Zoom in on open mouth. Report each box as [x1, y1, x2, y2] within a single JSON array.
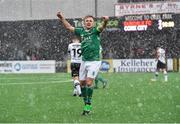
[[87, 23, 91, 27]]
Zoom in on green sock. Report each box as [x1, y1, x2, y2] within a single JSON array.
[[94, 77, 98, 87], [81, 86, 86, 97], [87, 85, 93, 104], [81, 86, 88, 104], [97, 74, 107, 84]]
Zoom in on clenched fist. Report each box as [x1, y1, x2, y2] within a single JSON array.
[[102, 16, 109, 21], [57, 12, 64, 20]]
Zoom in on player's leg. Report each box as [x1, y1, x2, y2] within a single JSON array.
[[162, 64, 168, 82], [82, 61, 101, 115], [70, 63, 77, 96], [79, 61, 89, 115], [94, 74, 99, 89], [73, 76, 81, 96], [163, 69, 168, 82], [71, 63, 82, 96], [96, 73, 107, 88], [80, 80, 88, 114], [79, 61, 87, 99], [73, 88, 77, 96], [80, 80, 90, 115], [83, 77, 94, 115], [74, 63, 82, 96], [154, 69, 159, 81], [72, 76, 77, 96], [152, 61, 160, 81]]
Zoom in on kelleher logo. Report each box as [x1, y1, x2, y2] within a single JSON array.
[[14, 63, 21, 71], [100, 61, 110, 72]]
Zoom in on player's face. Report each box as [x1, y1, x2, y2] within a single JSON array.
[[84, 17, 94, 29], [156, 47, 160, 51]]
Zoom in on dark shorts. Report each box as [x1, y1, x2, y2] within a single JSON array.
[[157, 60, 166, 69], [71, 63, 81, 77]]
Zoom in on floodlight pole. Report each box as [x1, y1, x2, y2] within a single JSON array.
[[95, 0, 97, 18], [30, 0, 32, 17]]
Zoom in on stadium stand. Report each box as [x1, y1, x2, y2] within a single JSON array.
[[0, 0, 180, 63], [0, 20, 73, 61], [0, 16, 180, 61]]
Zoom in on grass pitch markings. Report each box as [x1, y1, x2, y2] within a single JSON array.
[[0, 80, 72, 85]]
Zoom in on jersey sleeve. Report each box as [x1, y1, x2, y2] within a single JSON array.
[[74, 27, 83, 36], [95, 26, 101, 34]]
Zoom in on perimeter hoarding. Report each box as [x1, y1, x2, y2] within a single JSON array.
[[0, 60, 55, 73]]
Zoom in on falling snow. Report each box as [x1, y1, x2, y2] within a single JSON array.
[[137, 103, 143, 107]]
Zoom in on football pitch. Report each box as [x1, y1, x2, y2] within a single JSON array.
[[0, 72, 179, 123]]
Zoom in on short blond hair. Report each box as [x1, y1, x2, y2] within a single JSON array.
[[83, 15, 94, 22]]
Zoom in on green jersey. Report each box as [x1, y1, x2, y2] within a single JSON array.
[[74, 27, 101, 61]]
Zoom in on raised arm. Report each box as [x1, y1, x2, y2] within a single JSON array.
[[57, 12, 75, 32], [97, 16, 109, 32]]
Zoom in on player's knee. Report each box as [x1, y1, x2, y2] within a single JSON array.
[[86, 78, 93, 86], [73, 76, 79, 80], [80, 80, 86, 86]]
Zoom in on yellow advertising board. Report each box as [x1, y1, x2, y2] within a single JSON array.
[[173, 58, 178, 72]]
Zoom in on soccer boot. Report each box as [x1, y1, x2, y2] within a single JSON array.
[[81, 105, 88, 116], [86, 104, 92, 114], [73, 94, 77, 96], [81, 104, 92, 115]]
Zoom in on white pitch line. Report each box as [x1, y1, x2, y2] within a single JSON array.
[[0, 77, 69, 80], [0, 80, 72, 85]]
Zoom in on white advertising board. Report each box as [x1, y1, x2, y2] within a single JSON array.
[[167, 59, 173, 71], [113, 59, 156, 72], [0, 61, 13, 73], [0, 60, 55, 73]]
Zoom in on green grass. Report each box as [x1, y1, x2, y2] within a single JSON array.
[[0, 73, 180, 123]]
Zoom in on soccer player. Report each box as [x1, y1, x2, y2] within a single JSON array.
[[68, 37, 82, 97], [57, 11, 109, 115], [151, 46, 168, 82]]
